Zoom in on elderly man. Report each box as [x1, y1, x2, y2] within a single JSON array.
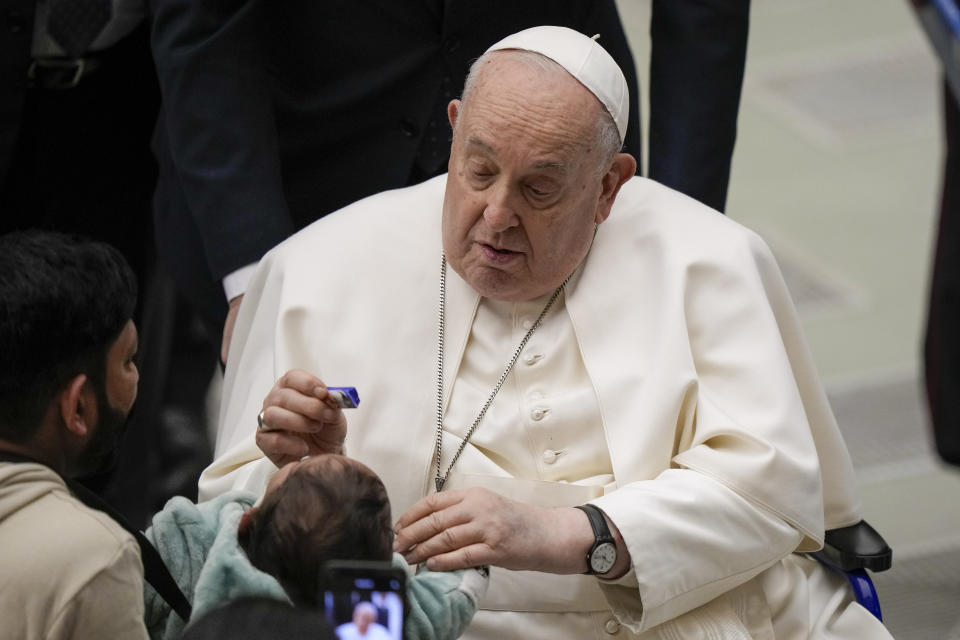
[[203, 27, 891, 638], [337, 602, 393, 640]]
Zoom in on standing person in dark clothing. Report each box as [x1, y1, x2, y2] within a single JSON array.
[[148, 0, 750, 361], [912, 1, 960, 466], [0, 0, 157, 282], [926, 80, 960, 466], [0, 1, 211, 527]]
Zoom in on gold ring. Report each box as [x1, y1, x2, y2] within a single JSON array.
[[257, 410, 271, 432]]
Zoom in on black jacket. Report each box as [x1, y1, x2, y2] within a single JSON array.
[[149, 0, 748, 324]]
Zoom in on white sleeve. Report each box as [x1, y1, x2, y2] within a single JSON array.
[[222, 263, 258, 301], [586, 228, 841, 633]]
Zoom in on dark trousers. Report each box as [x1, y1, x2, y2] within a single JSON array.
[[0, 26, 158, 283], [925, 79, 960, 466]]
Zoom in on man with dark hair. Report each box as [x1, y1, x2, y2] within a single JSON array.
[[0, 230, 148, 639]]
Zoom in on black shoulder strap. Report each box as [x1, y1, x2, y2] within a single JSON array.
[[0, 452, 193, 622], [65, 479, 194, 621]]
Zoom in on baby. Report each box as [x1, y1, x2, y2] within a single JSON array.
[[238, 454, 395, 608], [144, 454, 487, 640]]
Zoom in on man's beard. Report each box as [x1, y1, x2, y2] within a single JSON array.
[[75, 389, 132, 477]]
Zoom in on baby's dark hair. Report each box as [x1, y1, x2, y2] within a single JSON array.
[[238, 455, 393, 608]]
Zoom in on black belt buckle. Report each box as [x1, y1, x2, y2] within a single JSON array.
[[27, 58, 86, 90]]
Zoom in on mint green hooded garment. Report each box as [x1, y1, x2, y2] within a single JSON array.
[[143, 490, 487, 640]]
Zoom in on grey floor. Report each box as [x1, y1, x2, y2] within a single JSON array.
[[615, 1, 960, 637]]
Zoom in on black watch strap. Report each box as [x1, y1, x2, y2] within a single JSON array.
[[575, 504, 616, 574]]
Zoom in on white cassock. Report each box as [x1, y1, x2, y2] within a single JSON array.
[[336, 622, 394, 640], [201, 175, 893, 639]]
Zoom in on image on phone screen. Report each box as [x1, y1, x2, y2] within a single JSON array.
[[324, 588, 403, 640]]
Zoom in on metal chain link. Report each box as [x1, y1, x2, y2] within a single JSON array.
[[434, 253, 447, 490], [433, 253, 570, 492]]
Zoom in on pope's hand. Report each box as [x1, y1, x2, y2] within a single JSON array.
[[256, 369, 347, 467], [392, 487, 594, 574]]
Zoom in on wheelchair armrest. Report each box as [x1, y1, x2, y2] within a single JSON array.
[[812, 520, 892, 573]]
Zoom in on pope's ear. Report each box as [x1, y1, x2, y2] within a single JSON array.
[[447, 99, 462, 130], [58, 374, 95, 437], [595, 152, 636, 225]]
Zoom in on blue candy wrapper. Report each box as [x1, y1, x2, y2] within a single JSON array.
[[327, 387, 360, 409]]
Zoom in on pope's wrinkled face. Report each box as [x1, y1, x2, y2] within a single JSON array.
[[441, 53, 627, 302]]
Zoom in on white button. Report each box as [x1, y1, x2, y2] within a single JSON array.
[[542, 449, 557, 464], [604, 618, 620, 634], [523, 352, 543, 365], [521, 318, 533, 330], [530, 408, 547, 421]]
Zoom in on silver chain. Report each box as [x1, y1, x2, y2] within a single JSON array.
[[433, 254, 569, 492]]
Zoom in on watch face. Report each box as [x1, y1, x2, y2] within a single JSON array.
[[590, 542, 617, 574]]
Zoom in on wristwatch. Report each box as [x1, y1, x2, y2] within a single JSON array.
[[575, 504, 617, 575]]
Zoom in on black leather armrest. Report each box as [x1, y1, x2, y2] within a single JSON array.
[[813, 520, 892, 572]]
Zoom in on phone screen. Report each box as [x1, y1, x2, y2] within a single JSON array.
[[322, 561, 405, 640]]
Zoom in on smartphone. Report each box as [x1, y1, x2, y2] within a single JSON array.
[[321, 560, 406, 640]]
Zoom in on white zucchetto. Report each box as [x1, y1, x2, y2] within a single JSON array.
[[485, 26, 629, 143]]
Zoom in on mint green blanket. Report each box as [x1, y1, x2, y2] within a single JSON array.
[[143, 490, 487, 640]]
